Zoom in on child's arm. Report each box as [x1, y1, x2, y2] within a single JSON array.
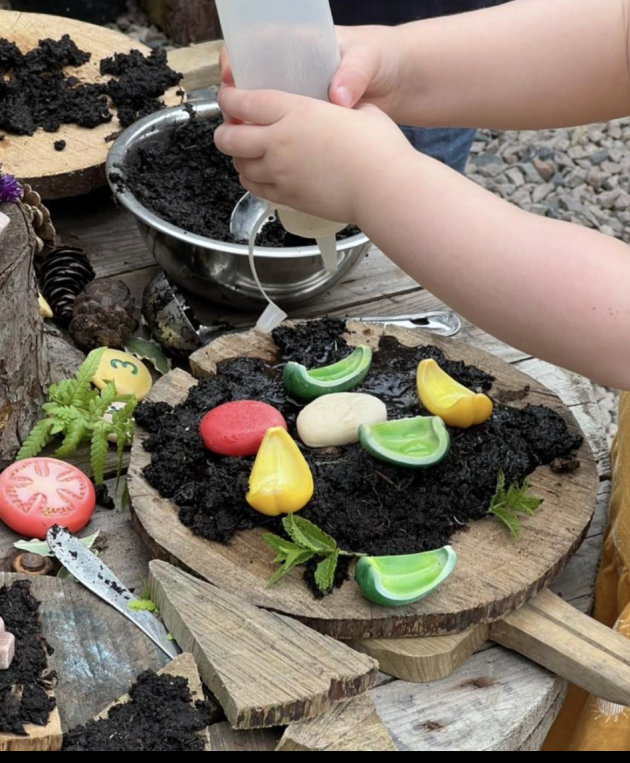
[[216, 89, 630, 390], [331, 0, 630, 130]]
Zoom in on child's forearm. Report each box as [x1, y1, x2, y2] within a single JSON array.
[[390, 0, 630, 130], [356, 154, 630, 390]]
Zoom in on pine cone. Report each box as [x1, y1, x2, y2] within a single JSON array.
[[69, 279, 138, 352], [38, 246, 95, 326], [21, 184, 57, 256]]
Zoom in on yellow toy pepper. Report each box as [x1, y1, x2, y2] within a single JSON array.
[[246, 427, 314, 517], [417, 359, 493, 429]]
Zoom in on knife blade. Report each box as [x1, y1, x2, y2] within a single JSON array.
[[46, 527, 179, 659]]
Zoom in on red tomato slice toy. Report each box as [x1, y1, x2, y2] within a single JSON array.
[[0, 458, 96, 539], [200, 401, 287, 457]]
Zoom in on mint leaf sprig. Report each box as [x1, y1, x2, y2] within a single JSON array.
[[488, 471, 543, 540], [264, 515, 363, 596]]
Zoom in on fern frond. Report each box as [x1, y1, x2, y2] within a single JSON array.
[[90, 421, 111, 486], [72, 348, 106, 407], [17, 419, 56, 460]]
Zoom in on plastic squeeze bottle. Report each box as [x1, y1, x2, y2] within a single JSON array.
[[215, 0, 345, 332]]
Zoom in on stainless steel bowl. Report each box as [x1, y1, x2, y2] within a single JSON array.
[[106, 101, 371, 309]]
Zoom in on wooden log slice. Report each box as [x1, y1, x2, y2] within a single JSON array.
[[0, 11, 182, 200], [129, 322, 599, 639]]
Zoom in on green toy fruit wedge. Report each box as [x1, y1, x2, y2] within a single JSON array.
[[283, 345, 373, 401], [359, 416, 450, 468], [355, 546, 457, 608]]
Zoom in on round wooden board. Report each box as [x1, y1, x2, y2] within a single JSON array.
[[0, 11, 181, 199], [129, 322, 599, 639]]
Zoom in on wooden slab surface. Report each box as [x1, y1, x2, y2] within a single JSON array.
[[0, 573, 168, 733], [129, 322, 599, 640], [277, 694, 397, 752], [149, 560, 378, 730], [0, 11, 181, 199]]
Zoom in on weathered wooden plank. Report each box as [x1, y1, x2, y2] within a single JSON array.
[[277, 695, 397, 752], [0, 574, 167, 734], [149, 560, 378, 729], [169, 41, 223, 92], [0, 707, 62, 752], [371, 647, 564, 751], [208, 722, 280, 752], [490, 589, 630, 707]]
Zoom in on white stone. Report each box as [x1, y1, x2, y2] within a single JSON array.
[[0, 631, 15, 671], [0, 617, 4, 632], [297, 393, 387, 449], [0, 212, 9, 242]]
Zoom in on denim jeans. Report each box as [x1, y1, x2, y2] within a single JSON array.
[[401, 126, 476, 174]]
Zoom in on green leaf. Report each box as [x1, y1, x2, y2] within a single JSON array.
[[72, 348, 106, 406], [55, 416, 86, 459], [120, 478, 130, 510], [314, 551, 339, 595], [17, 418, 56, 460], [115, 436, 126, 492], [93, 382, 118, 417], [128, 599, 160, 614], [15, 531, 100, 559], [112, 397, 137, 426], [124, 337, 171, 376], [282, 515, 338, 555], [268, 548, 315, 588], [490, 505, 521, 539], [90, 421, 111, 486], [488, 472, 543, 540], [263, 533, 302, 558]]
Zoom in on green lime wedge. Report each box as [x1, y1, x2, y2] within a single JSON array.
[[359, 416, 450, 468], [355, 546, 457, 608], [283, 345, 373, 401]]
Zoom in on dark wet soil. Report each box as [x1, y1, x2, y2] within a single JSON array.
[[0, 35, 180, 136], [118, 111, 360, 247], [62, 670, 209, 751], [136, 319, 583, 597], [0, 581, 56, 736]]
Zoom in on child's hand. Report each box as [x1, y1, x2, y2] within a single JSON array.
[[219, 25, 404, 115], [215, 86, 413, 224]]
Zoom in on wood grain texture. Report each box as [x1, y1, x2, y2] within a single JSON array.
[[0, 574, 167, 732], [148, 560, 378, 730], [349, 627, 490, 683], [0, 202, 51, 471], [371, 647, 564, 752], [0, 11, 180, 200], [490, 589, 630, 706], [277, 695, 397, 752], [0, 707, 62, 752], [93, 654, 211, 751], [169, 40, 222, 92], [129, 323, 599, 639], [209, 722, 281, 752]]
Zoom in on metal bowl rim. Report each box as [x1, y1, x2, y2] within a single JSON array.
[[106, 100, 370, 260]]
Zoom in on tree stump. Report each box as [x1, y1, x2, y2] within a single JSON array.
[[0, 203, 51, 472], [142, 0, 221, 45]]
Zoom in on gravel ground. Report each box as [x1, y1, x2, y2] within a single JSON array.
[[0, 0, 620, 441]]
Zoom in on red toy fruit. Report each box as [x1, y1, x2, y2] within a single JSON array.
[[200, 401, 287, 457], [0, 458, 96, 539]]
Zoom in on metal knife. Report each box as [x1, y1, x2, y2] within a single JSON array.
[[46, 527, 179, 659]]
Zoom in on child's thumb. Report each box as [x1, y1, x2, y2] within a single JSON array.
[[329, 45, 381, 108]]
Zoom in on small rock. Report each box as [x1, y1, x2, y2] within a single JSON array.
[[589, 148, 610, 166], [551, 172, 567, 187], [532, 158, 554, 181], [505, 167, 525, 187], [532, 183, 554, 203], [597, 189, 622, 209], [614, 191, 630, 210], [586, 168, 606, 189]]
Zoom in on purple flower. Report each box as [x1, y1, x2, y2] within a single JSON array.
[[0, 163, 22, 204]]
